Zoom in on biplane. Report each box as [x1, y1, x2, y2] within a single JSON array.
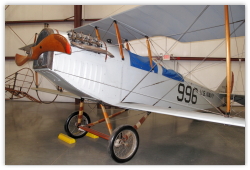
[[6, 5, 245, 163]]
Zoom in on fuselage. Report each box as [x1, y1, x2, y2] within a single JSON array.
[[34, 30, 224, 112]]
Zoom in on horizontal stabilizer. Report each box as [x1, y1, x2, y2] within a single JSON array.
[[31, 87, 80, 99], [115, 103, 245, 127], [219, 93, 245, 105]]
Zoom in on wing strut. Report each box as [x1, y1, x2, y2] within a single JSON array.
[[95, 26, 101, 41], [146, 36, 153, 68], [125, 39, 130, 51], [34, 33, 39, 88], [114, 20, 124, 60], [224, 5, 232, 116]]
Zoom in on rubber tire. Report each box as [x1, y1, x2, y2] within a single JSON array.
[[64, 111, 91, 139], [108, 125, 139, 163]]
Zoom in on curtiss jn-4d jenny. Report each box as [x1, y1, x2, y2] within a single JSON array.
[[13, 5, 245, 163]]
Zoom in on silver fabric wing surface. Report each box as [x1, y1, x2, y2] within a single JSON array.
[[73, 5, 245, 44]]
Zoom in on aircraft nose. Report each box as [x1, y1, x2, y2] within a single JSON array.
[[15, 34, 71, 66]]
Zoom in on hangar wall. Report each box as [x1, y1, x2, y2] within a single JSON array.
[[5, 5, 245, 103]]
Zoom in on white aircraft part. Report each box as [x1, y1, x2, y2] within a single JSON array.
[[53, 47, 107, 100], [115, 103, 245, 127], [32, 27, 244, 127], [73, 5, 244, 44], [50, 44, 225, 111]]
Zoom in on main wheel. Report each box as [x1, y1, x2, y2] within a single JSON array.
[[64, 111, 91, 139], [108, 125, 139, 163]]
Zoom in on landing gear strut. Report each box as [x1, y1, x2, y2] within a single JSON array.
[[64, 111, 91, 138], [64, 98, 91, 138], [64, 99, 151, 163]]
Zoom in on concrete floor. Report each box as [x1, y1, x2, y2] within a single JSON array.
[[5, 101, 245, 165]]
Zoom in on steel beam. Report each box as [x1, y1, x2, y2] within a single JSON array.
[[74, 5, 82, 28]]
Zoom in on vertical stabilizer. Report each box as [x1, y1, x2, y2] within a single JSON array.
[[215, 72, 234, 93], [215, 77, 227, 93]]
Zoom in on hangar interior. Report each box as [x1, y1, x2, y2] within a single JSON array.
[[5, 5, 245, 165]]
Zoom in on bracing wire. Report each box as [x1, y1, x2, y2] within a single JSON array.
[[89, 28, 95, 37], [5, 5, 9, 10], [164, 5, 210, 56], [229, 6, 245, 94], [7, 26, 27, 45], [110, 17, 147, 37], [101, 22, 114, 40], [182, 20, 245, 79], [128, 42, 137, 54], [118, 21, 148, 55], [229, 6, 240, 57], [103, 6, 125, 18], [166, 20, 244, 38]]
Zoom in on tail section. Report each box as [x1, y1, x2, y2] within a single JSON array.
[[215, 77, 227, 93], [215, 72, 234, 93], [215, 72, 244, 105]]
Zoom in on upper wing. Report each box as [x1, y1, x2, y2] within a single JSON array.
[[115, 102, 245, 127], [73, 5, 245, 44]]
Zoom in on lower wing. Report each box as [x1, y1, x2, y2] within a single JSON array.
[[115, 102, 245, 127], [30, 88, 245, 127]]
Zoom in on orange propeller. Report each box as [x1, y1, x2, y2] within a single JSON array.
[[15, 34, 71, 66]]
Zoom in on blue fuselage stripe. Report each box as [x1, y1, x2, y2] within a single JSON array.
[[129, 51, 184, 82]]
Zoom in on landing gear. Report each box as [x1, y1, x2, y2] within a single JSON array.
[[64, 111, 91, 138], [108, 125, 139, 163], [63, 100, 150, 163], [65, 98, 91, 138]]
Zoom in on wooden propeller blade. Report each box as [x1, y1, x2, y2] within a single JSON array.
[[15, 54, 30, 66], [15, 34, 71, 66]]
